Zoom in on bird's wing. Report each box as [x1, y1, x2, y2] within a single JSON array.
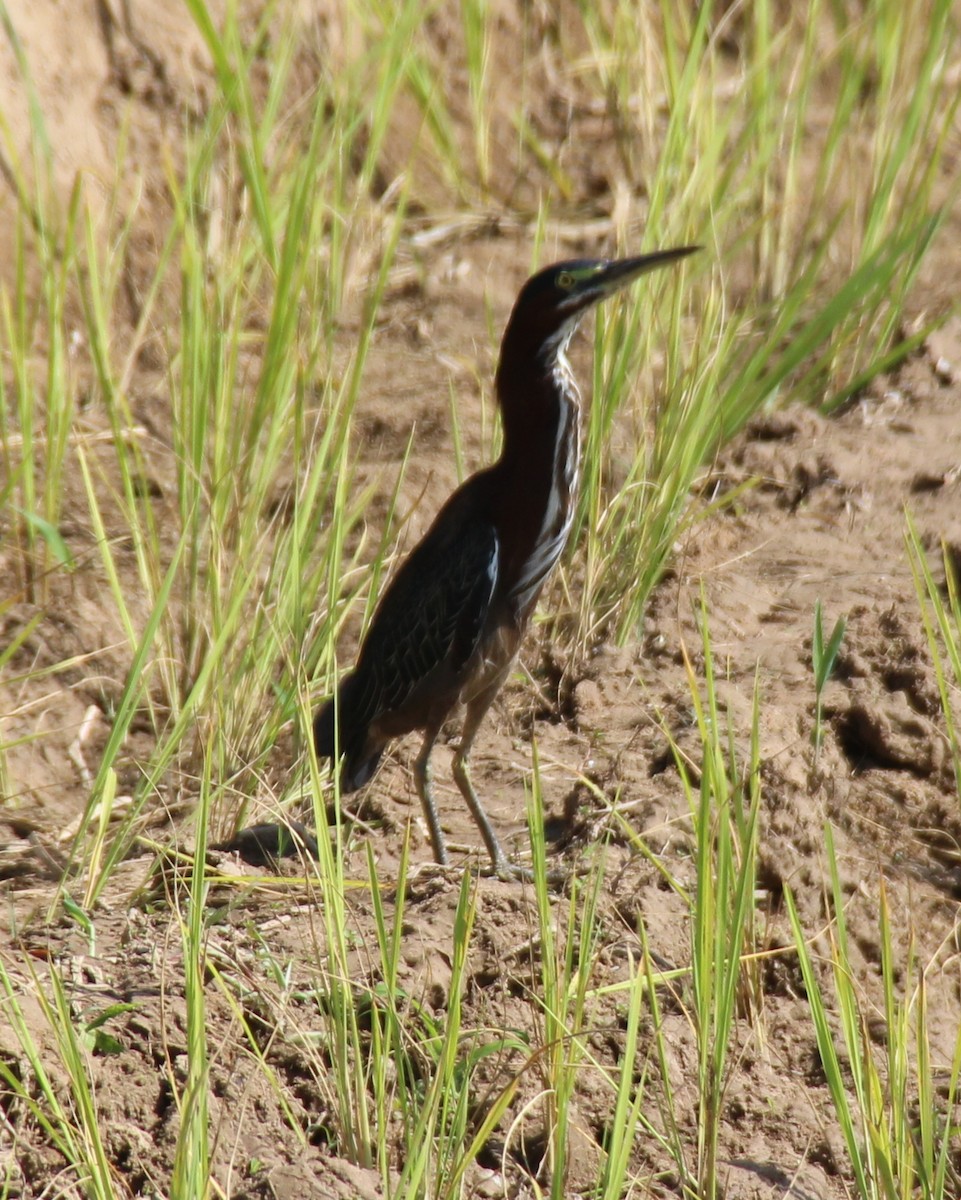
[[349, 517, 499, 726]]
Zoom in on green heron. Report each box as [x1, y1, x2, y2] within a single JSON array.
[[315, 247, 698, 877]]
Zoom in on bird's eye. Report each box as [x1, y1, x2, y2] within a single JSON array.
[[557, 271, 574, 290]]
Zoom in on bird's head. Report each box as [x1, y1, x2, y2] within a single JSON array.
[[503, 247, 700, 366]]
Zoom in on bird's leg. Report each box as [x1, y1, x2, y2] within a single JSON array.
[[451, 683, 517, 879], [414, 722, 450, 865]]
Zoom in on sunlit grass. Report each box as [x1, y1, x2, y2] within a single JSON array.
[[565, 0, 958, 642], [906, 512, 961, 796], [812, 598, 847, 761], [787, 827, 961, 1200]]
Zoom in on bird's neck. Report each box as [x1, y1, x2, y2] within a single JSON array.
[[494, 331, 580, 461], [490, 341, 583, 609]]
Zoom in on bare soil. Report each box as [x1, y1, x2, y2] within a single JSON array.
[[2, 3, 961, 1198]]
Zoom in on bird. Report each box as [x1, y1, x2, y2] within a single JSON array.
[[315, 247, 698, 878]]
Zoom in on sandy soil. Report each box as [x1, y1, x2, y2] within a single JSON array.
[[1, 3, 960, 1198]]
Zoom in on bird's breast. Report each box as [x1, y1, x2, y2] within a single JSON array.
[[461, 620, 524, 706]]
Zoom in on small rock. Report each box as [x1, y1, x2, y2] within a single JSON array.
[[474, 1168, 506, 1198], [927, 316, 961, 380], [573, 679, 604, 720]]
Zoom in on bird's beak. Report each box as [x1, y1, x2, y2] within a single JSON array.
[[591, 246, 701, 299]]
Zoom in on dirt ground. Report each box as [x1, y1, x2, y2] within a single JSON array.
[[2, 3, 961, 1198]]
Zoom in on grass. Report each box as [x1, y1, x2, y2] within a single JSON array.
[[812, 598, 847, 761], [0, 0, 960, 1195], [787, 826, 961, 1200], [906, 512, 961, 796], [683, 610, 763, 1200]]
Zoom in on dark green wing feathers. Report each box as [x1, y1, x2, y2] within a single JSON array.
[[315, 517, 499, 790]]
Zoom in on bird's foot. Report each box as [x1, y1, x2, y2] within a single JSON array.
[[407, 858, 463, 886], [485, 857, 532, 882], [481, 856, 570, 887]]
